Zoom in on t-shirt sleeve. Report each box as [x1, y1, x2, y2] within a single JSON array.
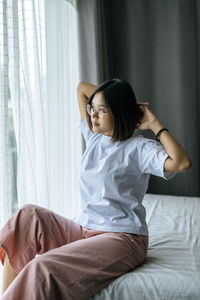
[[78, 118, 94, 144], [137, 137, 176, 180]]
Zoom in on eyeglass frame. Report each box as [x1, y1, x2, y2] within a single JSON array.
[[86, 104, 111, 119]]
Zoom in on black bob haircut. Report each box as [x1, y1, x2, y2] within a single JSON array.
[[86, 78, 144, 143]]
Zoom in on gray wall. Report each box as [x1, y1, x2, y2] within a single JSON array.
[[77, 0, 200, 196]]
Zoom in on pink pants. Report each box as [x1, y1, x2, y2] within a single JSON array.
[[0, 204, 148, 300]]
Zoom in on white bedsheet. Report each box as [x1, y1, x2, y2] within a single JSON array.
[[89, 194, 200, 300]]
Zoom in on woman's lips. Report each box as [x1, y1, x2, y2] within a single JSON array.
[[92, 121, 99, 126]]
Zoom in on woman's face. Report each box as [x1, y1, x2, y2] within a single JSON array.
[[90, 92, 115, 136]]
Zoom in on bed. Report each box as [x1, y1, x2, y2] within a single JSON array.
[[88, 193, 200, 300]]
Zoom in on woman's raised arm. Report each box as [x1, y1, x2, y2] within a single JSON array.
[[137, 103, 192, 173], [77, 82, 98, 121]]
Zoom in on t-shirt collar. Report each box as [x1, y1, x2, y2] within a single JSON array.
[[100, 134, 112, 144]]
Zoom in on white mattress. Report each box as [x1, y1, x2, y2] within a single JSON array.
[[89, 194, 200, 300]]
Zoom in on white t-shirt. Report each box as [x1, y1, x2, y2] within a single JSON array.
[[75, 118, 175, 235]]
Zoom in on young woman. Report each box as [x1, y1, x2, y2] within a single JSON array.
[[0, 79, 191, 300]]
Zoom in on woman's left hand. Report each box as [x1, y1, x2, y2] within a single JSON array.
[[136, 102, 192, 173], [136, 102, 158, 130]]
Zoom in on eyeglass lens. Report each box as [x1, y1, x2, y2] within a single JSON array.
[[87, 105, 104, 118]]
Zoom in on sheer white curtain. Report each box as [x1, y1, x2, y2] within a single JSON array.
[[0, 0, 81, 247], [0, 0, 82, 285], [0, 1, 13, 230], [45, 0, 82, 217], [11, 0, 81, 213]]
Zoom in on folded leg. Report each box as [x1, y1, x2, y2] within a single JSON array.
[[1, 231, 148, 300], [0, 204, 83, 273]]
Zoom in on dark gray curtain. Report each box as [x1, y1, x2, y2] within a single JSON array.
[[77, 0, 200, 197]]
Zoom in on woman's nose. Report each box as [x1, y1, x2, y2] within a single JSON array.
[[92, 110, 98, 118]]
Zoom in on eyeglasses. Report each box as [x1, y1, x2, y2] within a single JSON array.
[[86, 104, 111, 119]]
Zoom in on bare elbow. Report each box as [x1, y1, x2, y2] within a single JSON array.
[[77, 81, 82, 91], [178, 158, 192, 172]]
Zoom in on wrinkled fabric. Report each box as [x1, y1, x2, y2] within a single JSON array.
[[76, 118, 175, 235], [88, 194, 200, 300], [0, 204, 148, 300]]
